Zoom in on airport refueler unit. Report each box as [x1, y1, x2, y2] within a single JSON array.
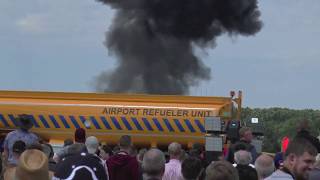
[[0, 90, 242, 148]]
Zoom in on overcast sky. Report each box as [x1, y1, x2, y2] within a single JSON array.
[[0, 0, 319, 109]]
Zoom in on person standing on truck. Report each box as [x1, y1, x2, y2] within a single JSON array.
[[107, 135, 139, 180], [226, 127, 258, 164], [3, 114, 38, 166]]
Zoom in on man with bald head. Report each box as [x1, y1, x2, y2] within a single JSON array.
[[142, 148, 166, 180], [162, 142, 183, 180], [254, 154, 275, 180]]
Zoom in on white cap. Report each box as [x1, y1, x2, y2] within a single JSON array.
[[85, 136, 99, 154]]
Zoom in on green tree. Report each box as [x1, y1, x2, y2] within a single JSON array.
[[241, 107, 320, 153]]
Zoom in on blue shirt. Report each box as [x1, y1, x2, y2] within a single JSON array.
[[4, 129, 38, 165]]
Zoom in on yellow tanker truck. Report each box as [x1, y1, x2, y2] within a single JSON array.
[[0, 90, 242, 148]]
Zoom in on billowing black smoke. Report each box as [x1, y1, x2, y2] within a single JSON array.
[[95, 0, 262, 95]]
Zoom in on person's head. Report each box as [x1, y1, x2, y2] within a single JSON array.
[[85, 136, 99, 154], [234, 150, 252, 165], [119, 135, 132, 151], [254, 154, 275, 179], [17, 114, 34, 131], [236, 163, 258, 180], [142, 148, 166, 180], [234, 142, 248, 152], [64, 139, 74, 147], [66, 143, 85, 156], [99, 145, 113, 160], [15, 149, 49, 180], [12, 140, 26, 158], [129, 145, 138, 156], [41, 143, 54, 159], [189, 143, 204, 161], [179, 149, 187, 162], [190, 143, 203, 156], [239, 127, 253, 143], [74, 128, 86, 143], [205, 161, 239, 180], [283, 137, 317, 180], [168, 142, 182, 159], [181, 157, 202, 180], [113, 145, 120, 154]]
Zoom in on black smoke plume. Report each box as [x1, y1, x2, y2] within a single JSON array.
[[95, 0, 262, 95]]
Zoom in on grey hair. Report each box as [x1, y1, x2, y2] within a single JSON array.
[[168, 142, 182, 157], [142, 148, 166, 179], [234, 150, 252, 165]]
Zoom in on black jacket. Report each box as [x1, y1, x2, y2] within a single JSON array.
[[226, 140, 258, 164]]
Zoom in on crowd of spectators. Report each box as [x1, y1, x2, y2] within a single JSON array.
[[0, 115, 320, 180]]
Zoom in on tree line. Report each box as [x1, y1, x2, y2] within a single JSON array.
[[240, 107, 320, 153]]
